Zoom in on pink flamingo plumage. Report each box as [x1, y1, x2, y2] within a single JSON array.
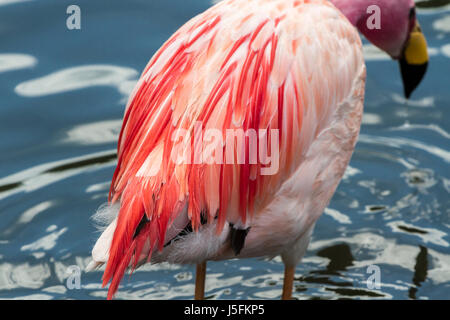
[[88, 0, 428, 300]]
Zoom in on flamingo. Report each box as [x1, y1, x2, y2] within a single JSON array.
[[87, 0, 428, 300]]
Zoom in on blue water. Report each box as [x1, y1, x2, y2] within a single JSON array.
[[0, 0, 449, 300]]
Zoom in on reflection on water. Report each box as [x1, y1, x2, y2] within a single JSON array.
[[416, 0, 450, 8], [0, 150, 117, 201], [409, 246, 429, 299], [64, 120, 122, 145], [316, 244, 354, 274], [433, 15, 450, 32], [0, 0, 449, 300], [0, 54, 37, 73], [15, 65, 138, 98], [0, 0, 29, 7]]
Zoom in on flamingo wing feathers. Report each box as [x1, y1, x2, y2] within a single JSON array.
[[102, 0, 363, 299]]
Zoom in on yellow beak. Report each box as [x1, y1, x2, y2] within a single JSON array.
[[399, 21, 429, 99]]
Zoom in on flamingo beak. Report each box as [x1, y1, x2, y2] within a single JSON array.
[[399, 21, 429, 99]]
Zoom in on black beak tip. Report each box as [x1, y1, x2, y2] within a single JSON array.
[[399, 59, 428, 100], [404, 87, 413, 100]]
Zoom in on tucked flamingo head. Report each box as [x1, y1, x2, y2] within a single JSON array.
[[331, 0, 429, 98]]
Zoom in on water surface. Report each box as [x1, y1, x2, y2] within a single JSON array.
[[0, 0, 449, 300]]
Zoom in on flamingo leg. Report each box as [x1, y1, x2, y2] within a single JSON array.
[[194, 262, 207, 300], [281, 266, 295, 300]]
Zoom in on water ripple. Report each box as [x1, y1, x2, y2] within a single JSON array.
[[15, 65, 138, 98], [0, 53, 37, 73], [0, 150, 116, 201], [64, 120, 122, 145], [0, 0, 30, 7], [358, 134, 450, 163]]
